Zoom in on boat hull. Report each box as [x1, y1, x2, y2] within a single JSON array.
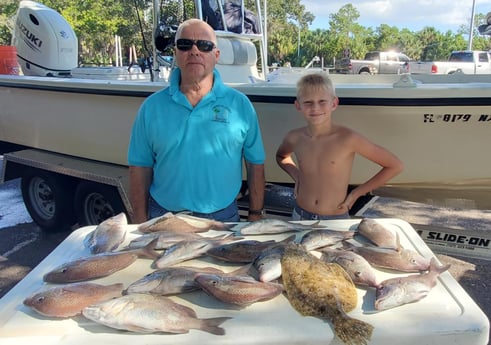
[[1, 74, 491, 208]]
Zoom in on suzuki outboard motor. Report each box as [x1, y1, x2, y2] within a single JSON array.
[[12, 1, 78, 77]]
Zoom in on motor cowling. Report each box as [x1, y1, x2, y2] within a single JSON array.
[[12, 0, 78, 77]]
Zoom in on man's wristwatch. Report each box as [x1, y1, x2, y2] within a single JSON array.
[[248, 208, 265, 216]]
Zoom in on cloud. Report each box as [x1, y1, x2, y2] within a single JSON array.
[[302, 0, 491, 32]]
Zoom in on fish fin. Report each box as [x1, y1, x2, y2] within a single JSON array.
[[136, 214, 170, 233], [333, 313, 373, 345], [84, 230, 95, 249], [210, 233, 233, 240], [429, 257, 451, 274], [125, 322, 162, 333], [333, 295, 373, 345], [200, 317, 232, 335], [281, 234, 297, 244], [310, 220, 326, 228], [212, 221, 233, 231], [395, 232, 402, 252], [344, 231, 355, 240], [137, 238, 161, 259]]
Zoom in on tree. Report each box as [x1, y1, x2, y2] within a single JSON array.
[[265, 0, 314, 66], [0, 0, 19, 44], [1, 0, 489, 68], [374, 24, 401, 51]]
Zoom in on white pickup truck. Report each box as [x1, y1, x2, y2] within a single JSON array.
[[409, 50, 491, 74]]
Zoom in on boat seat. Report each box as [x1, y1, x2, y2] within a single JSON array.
[[217, 37, 257, 66]]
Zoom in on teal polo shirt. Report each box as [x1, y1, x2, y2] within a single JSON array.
[[128, 68, 265, 213]]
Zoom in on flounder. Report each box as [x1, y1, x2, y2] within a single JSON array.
[[281, 243, 373, 345]]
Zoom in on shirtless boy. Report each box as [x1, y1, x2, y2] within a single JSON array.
[[276, 73, 403, 220]]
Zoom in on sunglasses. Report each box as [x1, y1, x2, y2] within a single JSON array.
[[175, 39, 216, 52]]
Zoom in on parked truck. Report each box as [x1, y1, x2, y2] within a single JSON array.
[[335, 51, 410, 75], [409, 50, 491, 75]]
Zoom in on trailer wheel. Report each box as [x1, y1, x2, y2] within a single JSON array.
[[74, 181, 125, 226], [21, 170, 76, 232]]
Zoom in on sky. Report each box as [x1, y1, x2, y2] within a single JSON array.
[[302, 0, 491, 33]]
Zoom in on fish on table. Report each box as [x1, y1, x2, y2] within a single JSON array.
[[137, 212, 232, 233], [281, 243, 373, 345], [43, 239, 160, 283], [356, 218, 399, 250], [23, 282, 123, 318], [347, 243, 431, 273], [253, 243, 286, 283], [153, 234, 238, 268], [84, 212, 128, 254], [194, 273, 283, 307], [251, 235, 296, 282], [128, 230, 203, 250], [82, 293, 231, 335], [207, 235, 295, 264], [125, 266, 226, 296], [375, 257, 451, 310], [206, 239, 277, 263], [300, 228, 354, 251], [237, 218, 323, 235], [319, 247, 380, 288]]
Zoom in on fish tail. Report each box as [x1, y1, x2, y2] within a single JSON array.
[[310, 220, 326, 228], [199, 317, 232, 335], [429, 257, 451, 274], [333, 315, 374, 345], [216, 222, 233, 231], [137, 238, 161, 259]]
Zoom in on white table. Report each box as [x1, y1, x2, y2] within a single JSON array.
[[0, 218, 488, 345]]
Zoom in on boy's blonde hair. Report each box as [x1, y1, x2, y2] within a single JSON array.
[[296, 73, 336, 99]]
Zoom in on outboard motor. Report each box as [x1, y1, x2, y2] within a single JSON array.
[[12, 0, 78, 77]]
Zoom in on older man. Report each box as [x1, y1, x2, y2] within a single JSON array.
[[128, 19, 265, 223]]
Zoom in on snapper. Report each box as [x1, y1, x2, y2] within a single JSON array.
[[137, 212, 231, 233], [23, 282, 123, 318], [375, 257, 451, 310], [356, 218, 399, 250], [84, 212, 128, 254], [43, 240, 159, 283], [82, 294, 231, 334], [319, 247, 380, 288]]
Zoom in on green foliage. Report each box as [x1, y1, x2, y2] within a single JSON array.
[[0, 0, 489, 67], [0, 0, 19, 44]]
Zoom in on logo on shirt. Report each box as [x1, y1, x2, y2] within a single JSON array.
[[212, 105, 230, 123]]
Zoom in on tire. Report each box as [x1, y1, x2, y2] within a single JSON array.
[[21, 170, 76, 232], [74, 181, 125, 226]]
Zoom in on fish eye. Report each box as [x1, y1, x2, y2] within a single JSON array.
[[211, 280, 218, 286], [61, 268, 68, 273], [354, 271, 361, 277], [37, 296, 45, 302]]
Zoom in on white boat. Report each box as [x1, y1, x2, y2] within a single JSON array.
[[1, 0, 491, 212]]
